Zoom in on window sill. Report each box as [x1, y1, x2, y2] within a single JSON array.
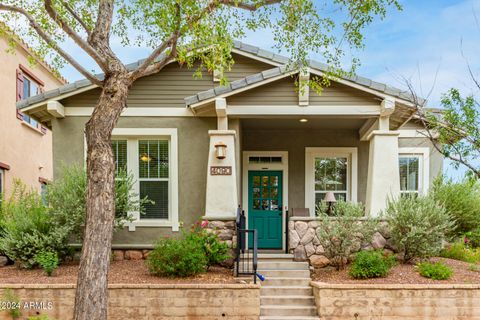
[[127, 219, 173, 231], [21, 121, 45, 135]]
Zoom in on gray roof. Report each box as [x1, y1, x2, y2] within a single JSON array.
[[17, 41, 421, 110]]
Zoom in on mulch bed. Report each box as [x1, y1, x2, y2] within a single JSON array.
[[0, 260, 236, 284], [312, 257, 480, 284]]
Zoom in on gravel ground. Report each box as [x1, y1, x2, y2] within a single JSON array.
[[312, 257, 480, 284], [0, 260, 235, 284]]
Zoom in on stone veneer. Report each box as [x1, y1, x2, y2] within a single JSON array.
[[288, 217, 393, 268], [0, 284, 260, 320], [312, 282, 480, 319]]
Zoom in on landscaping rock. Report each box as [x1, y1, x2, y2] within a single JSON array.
[[371, 232, 387, 249], [142, 250, 151, 259], [210, 221, 225, 229], [305, 242, 315, 257], [312, 235, 321, 246], [293, 245, 307, 261], [308, 221, 319, 228], [0, 256, 8, 267], [300, 228, 315, 245], [378, 221, 391, 239], [288, 220, 295, 231], [315, 245, 325, 255], [385, 238, 399, 252], [125, 250, 143, 260], [383, 248, 395, 257], [112, 250, 124, 261], [294, 221, 309, 238], [289, 229, 301, 249], [350, 240, 361, 253], [310, 255, 330, 268], [224, 221, 236, 228], [218, 230, 233, 240]]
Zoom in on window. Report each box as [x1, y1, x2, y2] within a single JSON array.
[[305, 148, 358, 214], [22, 76, 40, 99], [398, 147, 430, 196], [109, 128, 179, 230], [40, 182, 48, 205], [16, 66, 43, 128]]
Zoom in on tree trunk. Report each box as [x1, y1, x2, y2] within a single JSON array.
[[74, 73, 130, 320]]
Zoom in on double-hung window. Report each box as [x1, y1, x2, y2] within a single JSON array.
[[16, 66, 43, 129], [110, 128, 178, 230], [398, 147, 429, 196], [305, 148, 358, 214]]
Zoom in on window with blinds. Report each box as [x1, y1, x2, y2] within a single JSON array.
[[314, 157, 348, 205], [111, 140, 127, 174], [399, 156, 420, 195], [138, 140, 169, 219]]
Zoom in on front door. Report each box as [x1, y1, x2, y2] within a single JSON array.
[[248, 171, 283, 249]]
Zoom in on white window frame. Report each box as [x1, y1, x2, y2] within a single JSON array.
[[305, 147, 358, 216], [398, 147, 430, 196], [111, 128, 179, 231]]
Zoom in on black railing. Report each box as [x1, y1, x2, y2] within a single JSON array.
[[235, 207, 258, 284], [285, 209, 289, 254]]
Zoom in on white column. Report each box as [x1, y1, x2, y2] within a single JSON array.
[[365, 130, 401, 216], [204, 130, 238, 218]]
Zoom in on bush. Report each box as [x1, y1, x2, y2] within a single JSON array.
[[349, 250, 396, 279], [146, 236, 208, 277], [431, 176, 480, 235], [417, 262, 453, 280], [316, 199, 364, 216], [440, 242, 480, 263], [385, 195, 454, 263], [464, 228, 480, 248], [46, 165, 147, 241], [35, 251, 59, 276], [184, 221, 230, 269], [317, 201, 377, 270], [0, 183, 69, 268]]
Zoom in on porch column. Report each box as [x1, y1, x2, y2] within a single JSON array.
[[365, 130, 401, 216], [204, 130, 238, 218]]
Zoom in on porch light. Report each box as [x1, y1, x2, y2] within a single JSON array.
[[214, 141, 227, 159], [299, 118, 308, 123], [324, 191, 336, 215]]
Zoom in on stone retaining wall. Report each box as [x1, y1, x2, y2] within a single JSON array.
[[312, 282, 480, 319], [288, 217, 393, 268], [0, 284, 260, 320]]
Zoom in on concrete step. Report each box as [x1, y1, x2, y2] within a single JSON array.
[[261, 305, 318, 317], [260, 286, 313, 296], [258, 261, 309, 270], [262, 277, 311, 287], [260, 316, 320, 320], [261, 295, 315, 306], [258, 253, 294, 262], [259, 269, 311, 278]]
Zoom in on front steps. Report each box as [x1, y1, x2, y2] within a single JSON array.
[[257, 253, 319, 320]]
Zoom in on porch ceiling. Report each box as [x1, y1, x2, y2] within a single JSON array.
[[240, 117, 368, 130]]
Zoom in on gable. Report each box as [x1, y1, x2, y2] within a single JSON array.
[[310, 81, 379, 106]]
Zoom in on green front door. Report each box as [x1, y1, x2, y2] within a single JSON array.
[[248, 171, 283, 249]]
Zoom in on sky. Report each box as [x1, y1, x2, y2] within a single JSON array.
[[59, 0, 480, 179]]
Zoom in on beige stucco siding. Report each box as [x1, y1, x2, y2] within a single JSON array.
[[52, 116, 216, 245], [399, 137, 443, 185], [241, 129, 370, 208]]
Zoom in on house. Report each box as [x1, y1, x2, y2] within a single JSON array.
[[16, 41, 442, 251], [0, 29, 66, 199]]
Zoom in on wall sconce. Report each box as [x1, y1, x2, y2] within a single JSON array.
[[324, 191, 337, 215], [214, 142, 227, 159]]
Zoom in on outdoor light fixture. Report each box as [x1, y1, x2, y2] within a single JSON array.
[[214, 141, 227, 159], [324, 191, 337, 215], [299, 118, 308, 123]]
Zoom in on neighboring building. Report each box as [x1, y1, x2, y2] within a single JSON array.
[[0, 31, 66, 198], [17, 41, 442, 250]]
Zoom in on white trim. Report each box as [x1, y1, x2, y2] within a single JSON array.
[[65, 107, 195, 117], [47, 101, 65, 118], [398, 129, 438, 139], [108, 128, 179, 231], [398, 147, 430, 195], [305, 147, 358, 216], [242, 151, 288, 251], [227, 105, 380, 116]]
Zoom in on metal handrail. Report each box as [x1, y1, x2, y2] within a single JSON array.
[[235, 206, 258, 284]]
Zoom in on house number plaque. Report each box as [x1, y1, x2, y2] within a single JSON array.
[[210, 166, 232, 175]]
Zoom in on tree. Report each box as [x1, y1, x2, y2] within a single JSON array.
[[0, 1, 401, 319]]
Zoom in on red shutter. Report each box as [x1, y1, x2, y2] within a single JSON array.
[[16, 69, 24, 102]]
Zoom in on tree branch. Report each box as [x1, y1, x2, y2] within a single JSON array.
[[222, 0, 282, 11], [89, 0, 114, 50], [44, 0, 106, 70], [0, 4, 102, 86], [60, 0, 92, 37]]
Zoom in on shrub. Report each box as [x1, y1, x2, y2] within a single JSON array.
[[46, 166, 147, 241], [146, 236, 207, 277], [184, 221, 230, 269], [385, 195, 454, 263], [464, 228, 480, 248], [0, 182, 69, 268], [417, 262, 453, 280], [35, 251, 59, 276], [440, 242, 480, 263], [317, 201, 377, 270], [349, 250, 396, 279], [430, 176, 480, 235]]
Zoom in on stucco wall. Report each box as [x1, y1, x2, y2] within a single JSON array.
[[52, 116, 216, 245], [0, 284, 260, 320], [312, 282, 480, 319], [241, 128, 370, 207], [0, 36, 64, 197]]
